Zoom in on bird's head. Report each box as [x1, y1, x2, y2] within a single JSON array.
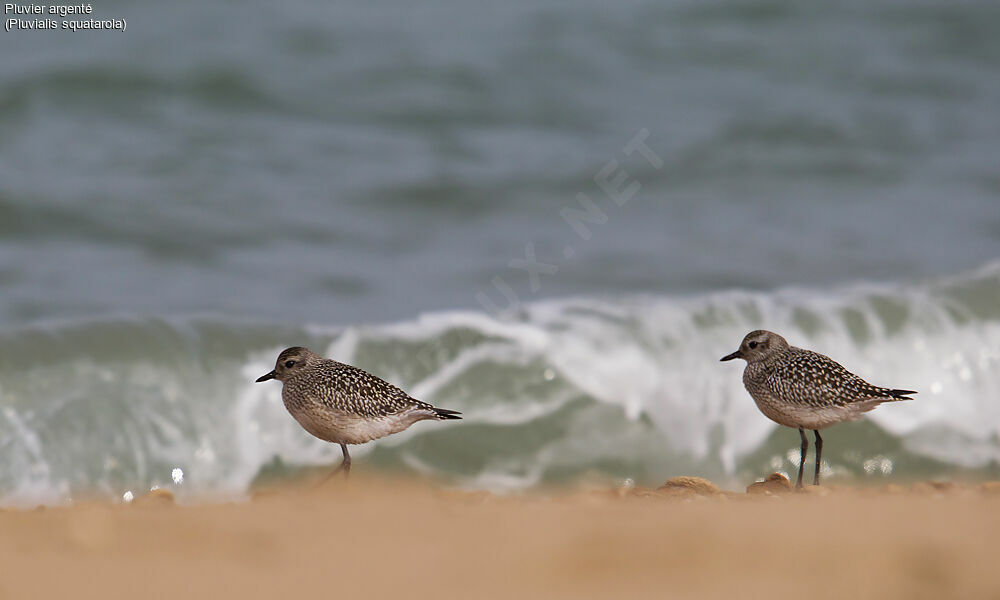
[[720, 330, 789, 364], [255, 346, 322, 383]]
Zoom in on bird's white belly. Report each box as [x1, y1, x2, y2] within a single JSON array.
[[751, 392, 857, 430], [286, 402, 425, 445]]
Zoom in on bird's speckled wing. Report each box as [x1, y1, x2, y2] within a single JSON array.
[[764, 348, 893, 408], [314, 360, 429, 418]]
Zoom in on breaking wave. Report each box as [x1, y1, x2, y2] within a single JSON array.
[[1, 261, 998, 504]]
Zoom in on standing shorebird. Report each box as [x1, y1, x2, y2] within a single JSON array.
[[721, 330, 915, 488], [255, 346, 461, 478]]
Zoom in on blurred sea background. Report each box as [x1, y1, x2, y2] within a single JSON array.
[[1, 0, 999, 504]]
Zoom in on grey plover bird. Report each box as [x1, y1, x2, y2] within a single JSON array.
[[255, 346, 461, 478], [721, 330, 915, 488]]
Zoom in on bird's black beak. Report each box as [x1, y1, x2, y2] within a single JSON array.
[[255, 370, 276, 383], [720, 350, 742, 362]]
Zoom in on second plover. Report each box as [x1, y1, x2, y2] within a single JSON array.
[[721, 330, 915, 487], [255, 346, 461, 478]]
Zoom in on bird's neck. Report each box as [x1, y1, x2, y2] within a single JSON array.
[[745, 351, 785, 380]]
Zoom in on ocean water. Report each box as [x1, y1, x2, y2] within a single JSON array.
[[1, 0, 998, 503]]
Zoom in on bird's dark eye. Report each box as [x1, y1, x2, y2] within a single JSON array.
[[748, 341, 758, 349], [284, 360, 296, 368]]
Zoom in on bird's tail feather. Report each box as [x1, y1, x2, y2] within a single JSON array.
[[432, 407, 463, 420], [886, 389, 917, 400]]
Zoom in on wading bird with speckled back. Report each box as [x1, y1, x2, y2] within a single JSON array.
[[721, 330, 915, 488], [256, 347, 461, 478]]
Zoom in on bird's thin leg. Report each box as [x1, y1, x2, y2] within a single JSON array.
[[796, 427, 808, 489], [332, 443, 351, 478], [813, 430, 822, 486], [341, 443, 351, 477], [321, 444, 352, 483]]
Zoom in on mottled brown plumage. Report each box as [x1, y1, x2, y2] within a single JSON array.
[[721, 330, 915, 487], [255, 346, 461, 477]]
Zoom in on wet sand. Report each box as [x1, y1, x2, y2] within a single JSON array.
[[1, 476, 998, 600]]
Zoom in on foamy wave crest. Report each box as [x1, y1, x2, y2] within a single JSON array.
[[0, 262, 998, 503]]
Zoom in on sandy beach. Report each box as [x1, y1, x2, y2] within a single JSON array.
[[1, 476, 998, 600]]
